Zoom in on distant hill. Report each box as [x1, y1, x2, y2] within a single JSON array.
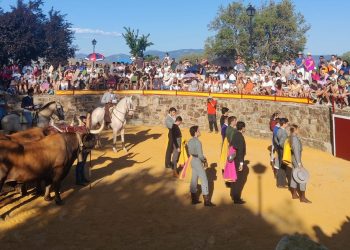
[[145, 49, 204, 59], [73, 49, 204, 63]]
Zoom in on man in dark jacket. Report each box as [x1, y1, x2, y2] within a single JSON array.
[[21, 88, 35, 126], [171, 116, 183, 177], [220, 107, 229, 128], [230, 121, 247, 204], [164, 107, 177, 168]]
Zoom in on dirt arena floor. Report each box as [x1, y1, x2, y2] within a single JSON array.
[[0, 125, 349, 249]]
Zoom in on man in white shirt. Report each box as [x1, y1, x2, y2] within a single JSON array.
[[101, 88, 117, 126]]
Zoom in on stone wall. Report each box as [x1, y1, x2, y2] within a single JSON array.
[[32, 93, 350, 153]]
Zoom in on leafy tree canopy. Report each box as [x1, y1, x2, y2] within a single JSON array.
[[205, 0, 310, 62], [179, 53, 205, 64], [0, 0, 76, 66], [122, 27, 154, 58]]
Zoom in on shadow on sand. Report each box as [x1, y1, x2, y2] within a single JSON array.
[[99, 129, 162, 151], [0, 162, 349, 249]]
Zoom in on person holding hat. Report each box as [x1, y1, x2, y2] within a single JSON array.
[[289, 124, 311, 203]]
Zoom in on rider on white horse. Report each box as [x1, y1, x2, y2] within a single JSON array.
[[101, 88, 117, 127]]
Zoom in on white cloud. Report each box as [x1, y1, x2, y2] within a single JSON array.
[[70, 27, 121, 37]]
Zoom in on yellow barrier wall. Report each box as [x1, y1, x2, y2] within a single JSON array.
[[56, 90, 311, 105]]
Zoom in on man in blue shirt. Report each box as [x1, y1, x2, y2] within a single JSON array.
[[295, 52, 305, 79]]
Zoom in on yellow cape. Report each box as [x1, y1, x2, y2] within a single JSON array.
[[219, 139, 229, 170], [282, 139, 292, 165]]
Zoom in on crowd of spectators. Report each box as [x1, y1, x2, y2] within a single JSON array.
[[1, 52, 350, 108]]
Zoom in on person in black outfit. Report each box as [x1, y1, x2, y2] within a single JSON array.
[[230, 121, 248, 204], [21, 88, 35, 126], [165, 107, 177, 168], [220, 107, 229, 128], [171, 116, 183, 177]]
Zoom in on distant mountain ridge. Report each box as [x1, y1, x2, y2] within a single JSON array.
[[74, 49, 204, 63], [74, 51, 332, 64]]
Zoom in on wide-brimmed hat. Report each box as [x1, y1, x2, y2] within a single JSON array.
[[292, 167, 310, 184]]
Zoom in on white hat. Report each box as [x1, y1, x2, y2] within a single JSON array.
[[292, 167, 310, 184]]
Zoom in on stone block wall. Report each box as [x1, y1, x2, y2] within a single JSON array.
[[32, 93, 350, 153]]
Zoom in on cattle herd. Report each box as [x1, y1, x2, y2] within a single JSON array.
[[0, 124, 103, 205]]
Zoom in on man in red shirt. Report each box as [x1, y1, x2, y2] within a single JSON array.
[[207, 96, 218, 133]]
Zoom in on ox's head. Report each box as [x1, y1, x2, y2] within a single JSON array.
[[82, 133, 97, 149]]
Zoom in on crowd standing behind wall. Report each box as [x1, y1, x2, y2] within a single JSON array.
[[1, 53, 350, 109]]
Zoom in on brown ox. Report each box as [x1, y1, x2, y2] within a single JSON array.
[[0, 127, 56, 143], [0, 127, 57, 196], [0, 123, 102, 205]]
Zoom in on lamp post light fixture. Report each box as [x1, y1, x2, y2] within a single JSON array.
[[246, 4, 256, 61], [92, 38, 97, 68], [92, 38, 97, 53]]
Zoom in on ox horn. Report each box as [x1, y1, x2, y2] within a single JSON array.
[[49, 119, 63, 133], [89, 120, 105, 134], [51, 124, 63, 133]]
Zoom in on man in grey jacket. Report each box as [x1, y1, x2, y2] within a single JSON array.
[[164, 107, 177, 169], [187, 126, 215, 207], [289, 124, 311, 203], [276, 118, 289, 188]]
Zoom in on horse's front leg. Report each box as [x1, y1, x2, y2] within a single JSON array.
[[120, 127, 127, 152], [112, 129, 118, 153]]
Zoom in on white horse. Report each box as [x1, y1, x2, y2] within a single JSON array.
[[1, 101, 65, 133], [91, 96, 135, 152]]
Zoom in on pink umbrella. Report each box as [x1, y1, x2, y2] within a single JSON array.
[[85, 53, 105, 62]]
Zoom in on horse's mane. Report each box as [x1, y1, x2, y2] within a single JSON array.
[[117, 96, 128, 106], [40, 101, 56, 110]]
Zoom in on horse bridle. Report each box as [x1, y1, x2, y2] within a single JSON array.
[[111, 98, 134, 123]]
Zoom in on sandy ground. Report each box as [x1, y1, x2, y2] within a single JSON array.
[[0, 125, 349, 250]]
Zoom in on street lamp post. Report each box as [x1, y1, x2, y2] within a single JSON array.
[[92, 38, 97, 68], [246, 4, 256, 61]]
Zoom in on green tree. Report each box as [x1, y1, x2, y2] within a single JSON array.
[[341, 51, 350, 63], [144, 54, 159, 62], [0, 0, 46, 64], [179, 53, 205, 63], [205, 0, 310, 62], [122, 27, 154, 58], [42, 8, 76, 67]]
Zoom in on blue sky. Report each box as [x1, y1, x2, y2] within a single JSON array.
[[1, 0, 350, 56]]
